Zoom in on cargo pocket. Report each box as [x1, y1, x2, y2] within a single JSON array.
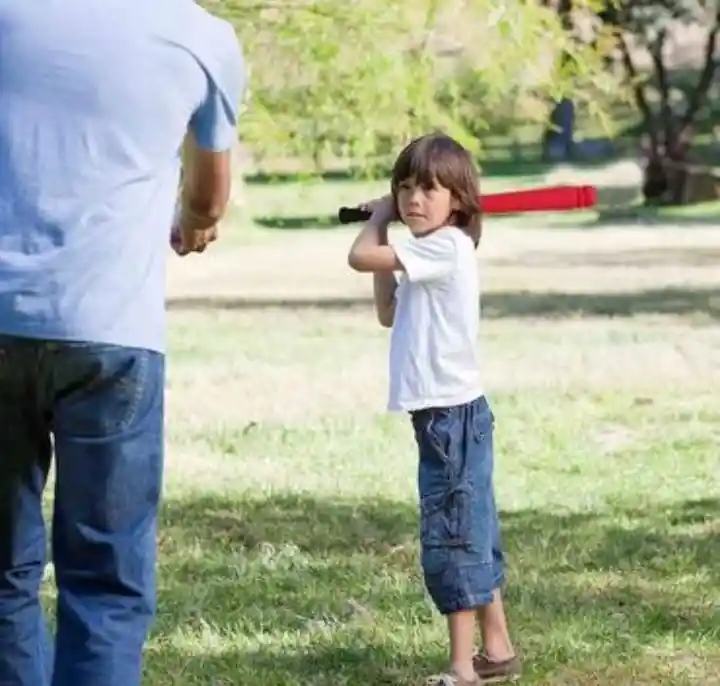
[[420, 482, 474, 574]]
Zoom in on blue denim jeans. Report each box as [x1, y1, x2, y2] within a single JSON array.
[[411, 395, 504, 615], [0, 335, 164, 686]]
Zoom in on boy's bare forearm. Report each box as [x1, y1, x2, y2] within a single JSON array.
[[346, 199, 398, 324], [373, 272, 397, 327], [372, 224, 396, 326]]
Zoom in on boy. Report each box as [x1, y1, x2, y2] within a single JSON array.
[[347, 133, 521, 685]]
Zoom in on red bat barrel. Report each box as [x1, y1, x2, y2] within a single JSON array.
[[480, 185, 596, 214]]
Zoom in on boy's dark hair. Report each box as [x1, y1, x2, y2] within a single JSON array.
[[390, 132, 482, 246]]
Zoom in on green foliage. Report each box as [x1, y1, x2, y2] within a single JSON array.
[[200, 0, 620, 171]]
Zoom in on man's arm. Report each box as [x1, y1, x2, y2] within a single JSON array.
[[179, 133, 232, 231], [177, 24, 245, 243]]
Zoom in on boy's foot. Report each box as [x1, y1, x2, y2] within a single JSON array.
[[426, 671, 482, 686], [472, 653, 522, 682]]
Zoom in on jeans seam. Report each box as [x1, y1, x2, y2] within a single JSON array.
[[116, 351, 150, 434]]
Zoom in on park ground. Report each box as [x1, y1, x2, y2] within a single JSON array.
[[48, 162, 720, 684]]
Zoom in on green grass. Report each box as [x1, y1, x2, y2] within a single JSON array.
[[42, 164, 720, 684], [148, 381, 720, 685], [146, 488, 719, 685]]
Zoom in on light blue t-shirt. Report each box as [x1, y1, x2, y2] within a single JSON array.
[[0, 0, 244, 353]]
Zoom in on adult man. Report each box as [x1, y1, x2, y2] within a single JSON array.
[[0, 1, 245, 685]]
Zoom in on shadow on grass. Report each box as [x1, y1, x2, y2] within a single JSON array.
[[596, 212, 720, 227], [145, 491, 720, 684], [147, 643, 429, 686], [254, 213, 341, 230], [548, 208, 720, 229], [545, 186, 720, 229], [480, 287, 720, 319], [166, 285, 720, 320], [479, 287, 720, 320], [489, 247, 720, 269]]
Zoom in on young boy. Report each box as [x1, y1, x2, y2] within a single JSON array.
[[347, 133, 521, 685]]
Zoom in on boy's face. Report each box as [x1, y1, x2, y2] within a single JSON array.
[[396, 176, 458, 237]]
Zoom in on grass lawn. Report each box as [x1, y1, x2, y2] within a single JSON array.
[[44, 167, 720, 684]]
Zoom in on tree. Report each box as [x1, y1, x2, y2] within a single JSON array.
[[598, 0, 720, 204], [202, 0, 619, 175]]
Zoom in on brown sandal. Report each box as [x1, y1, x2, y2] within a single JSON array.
[[472, 653, 522, 682]]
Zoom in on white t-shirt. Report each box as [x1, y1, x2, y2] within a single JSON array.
[[388, 226, 483, 412]]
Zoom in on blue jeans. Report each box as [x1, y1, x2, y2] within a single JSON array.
[[411, 395, 504, 615], [0, 335, 164, 686]]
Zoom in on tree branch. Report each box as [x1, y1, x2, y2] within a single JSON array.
[[650, 30, 672, 150], [618, 31, 658, 151], [679, 14, 720, 138]]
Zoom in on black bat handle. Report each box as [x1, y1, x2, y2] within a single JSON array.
[[338, 206, 372, 224]]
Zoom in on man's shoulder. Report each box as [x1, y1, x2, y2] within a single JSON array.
[[155, 0, 239, 59], [1, 0, 240, 61], [181, 2, 237, 40], [169, 3, 243, 94]]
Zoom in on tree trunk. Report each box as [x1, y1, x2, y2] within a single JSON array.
[[642, 154, 720, 206], [626, 15, 720, 206]]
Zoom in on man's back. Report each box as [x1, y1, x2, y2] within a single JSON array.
[[0, 0, 243, 352]]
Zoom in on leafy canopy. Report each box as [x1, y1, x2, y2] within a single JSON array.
[[203, 0, 621, 169]]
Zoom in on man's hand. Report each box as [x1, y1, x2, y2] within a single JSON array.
[[170, 224, 218, 256], [171, 130, 231, 257]]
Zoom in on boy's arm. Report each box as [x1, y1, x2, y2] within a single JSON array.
[[372, 224, 397, 328], [373, 272, 396, 328], [347, 214, 403, 273], [348, 219, 457, 283], [347, 216, 398, 325]]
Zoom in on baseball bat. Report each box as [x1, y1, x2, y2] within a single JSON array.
[[337, 184, 597, 224]]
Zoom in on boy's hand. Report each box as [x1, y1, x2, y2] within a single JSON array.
[[347, 194, 400, 272], [360, 195, 396, 224]]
